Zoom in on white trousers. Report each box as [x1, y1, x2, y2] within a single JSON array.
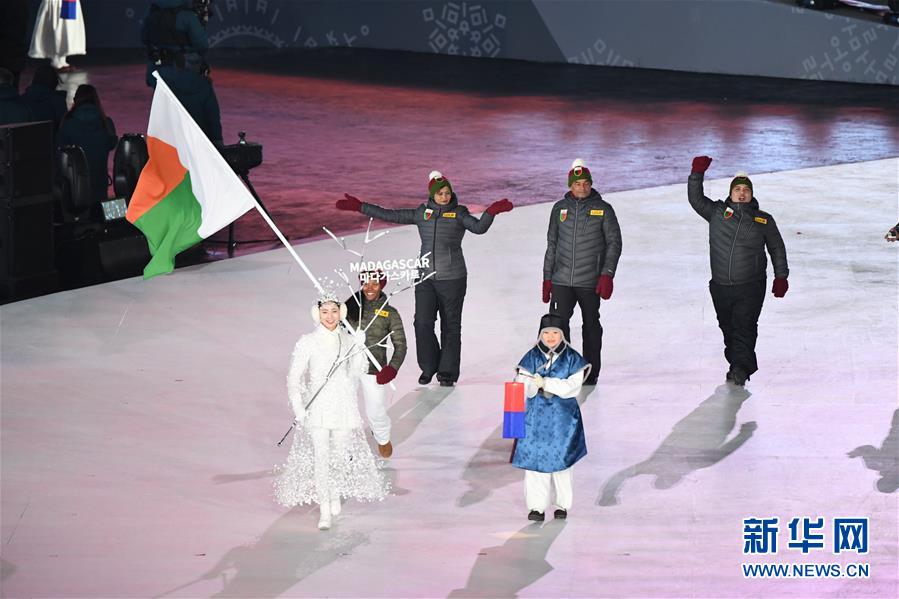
[[311, 427, 349, 514], [359, 374, 391, 445], [524, 467, 573, 512]]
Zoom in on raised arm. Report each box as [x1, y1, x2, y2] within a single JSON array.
[[688, 156, 716, 222], [336, 193, 417, 224]]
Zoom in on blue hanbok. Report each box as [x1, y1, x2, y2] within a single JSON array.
[[511, 342, 589, 473]]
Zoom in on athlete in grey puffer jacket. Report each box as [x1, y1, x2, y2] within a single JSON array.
[[360, 193, 493, 281], [543, 189, 623, 287], [542, 159, 623, 384], [688, 173, 788, 285], [337, 171, 513, 386], [688, 155, 789, 387]]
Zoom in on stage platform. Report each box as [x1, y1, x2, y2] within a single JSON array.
[[2, 156, 896, 597]]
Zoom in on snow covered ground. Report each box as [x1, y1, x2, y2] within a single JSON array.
[[2, 159, 897, 597]]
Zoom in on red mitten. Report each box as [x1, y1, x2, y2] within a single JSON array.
[[376, 365, 397, 385], [772, 277, 788, 298], [336, 193, 362, 212], [596, 275, 614, 300], [486, 198, 513, 216], [542, 280, 552, 304], [691, 156, 712, 174]]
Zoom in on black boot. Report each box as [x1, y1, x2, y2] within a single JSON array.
[[418, 372, 433, 385], [731, 366, 749, 387], [527, 510, 545, 521], [553, 508, 567, 519]]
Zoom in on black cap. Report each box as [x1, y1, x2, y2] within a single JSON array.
[[538, 313, 566, 338]]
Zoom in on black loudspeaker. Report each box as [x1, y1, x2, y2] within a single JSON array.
[[98, 232, 150, 280], [0, 121, 54, 199], [0, 195, 58, 302], [0, 122, 58, 303]]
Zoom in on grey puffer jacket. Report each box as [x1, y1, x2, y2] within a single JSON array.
[[543, 190, 622, 288], [688, 173, 789, 285], [361, 194, 495, 281]]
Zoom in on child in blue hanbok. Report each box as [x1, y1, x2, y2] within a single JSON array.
[[512, 313, 590, 521]]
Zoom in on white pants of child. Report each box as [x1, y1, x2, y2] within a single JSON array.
[[359, 373, 391, 445], [311, 427, 349, 514], [524, 467, 573, 512]]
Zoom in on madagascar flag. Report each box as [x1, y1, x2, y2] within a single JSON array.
[[126, 73, 255, 278]]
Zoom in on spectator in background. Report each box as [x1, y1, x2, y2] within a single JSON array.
[[0, 0, 29, 90], [58, 85, 117, 204], [0, 67, 33, 125], [22, 65, 67, 131], [142, 0, 209, 88], [158, 52, 222, 145], [29, 0, 86, 73]]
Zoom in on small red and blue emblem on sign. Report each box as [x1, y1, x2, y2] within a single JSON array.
[[61, 0, 78, 19], [503, 381, 526, 439]]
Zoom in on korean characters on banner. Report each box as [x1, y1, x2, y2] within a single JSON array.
[[350, 255, 431, 284]]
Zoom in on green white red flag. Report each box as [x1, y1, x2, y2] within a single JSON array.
[[126, 73, 255, 278]]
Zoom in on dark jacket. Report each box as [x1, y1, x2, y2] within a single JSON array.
[[344, 291, 408, 375], [688, 172, 789, 285], [543, 189, 623, 287], [143, 0, 209, 87], [58, 104, 118, 203], [158, 66, 222, 143], [22, 84, 67, 131], [0, 0, 28, 86], [361, 194, 495, 281], [0, 84, 33, 125]]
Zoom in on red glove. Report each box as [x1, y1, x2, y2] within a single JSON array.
[[376, 365, 397, 385], [691, 156, 712, 174], [336, 193, 362, 212], [542, 280, 552, 304], [596, 275, 613, 300], [772, 277, 788, 298], [486, 198, 513, 216]]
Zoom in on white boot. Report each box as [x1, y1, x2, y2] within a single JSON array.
[[317, 501, 332, 531], [330, 495, 341, 517]]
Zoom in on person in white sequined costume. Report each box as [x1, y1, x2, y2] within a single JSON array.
[[274, 297, 389, 530]]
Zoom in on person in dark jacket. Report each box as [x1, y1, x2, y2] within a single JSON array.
[[142, 0, 209, 87], [344, 270, 407, 457], [0, 67, 32, 125], [337, 170, 513, 386], [688, 155, 789, 386], [543, 158, 622, 385], [158, 52, 222, 145], [57, 85, 117, 205], [22, 65, 67, 131], [0, 0, 29, 90]]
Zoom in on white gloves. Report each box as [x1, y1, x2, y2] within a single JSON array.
[[352, 329, 367, 347], [532, 374, 545, 389]]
